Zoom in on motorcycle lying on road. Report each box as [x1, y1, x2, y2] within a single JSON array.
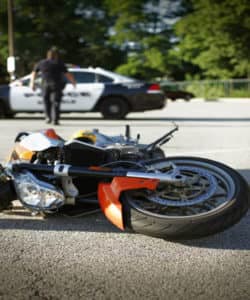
[[0, 125, 248, 239]]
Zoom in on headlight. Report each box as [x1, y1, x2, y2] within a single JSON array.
[[14, 171, 65, 211]]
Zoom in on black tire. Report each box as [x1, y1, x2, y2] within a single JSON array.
[[100, 97, 129, 119], [184, 96, 191, 101], [5, 112, 15, 119], [0, 180, 16, 211], [122, 157, 249, 239]]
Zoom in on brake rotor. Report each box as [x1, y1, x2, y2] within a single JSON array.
[[148, 166, 218, 207]]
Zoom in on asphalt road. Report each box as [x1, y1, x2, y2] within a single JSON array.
[[0, 99, 249, 300]]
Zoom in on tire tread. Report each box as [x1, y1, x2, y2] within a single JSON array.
[[123, 157, 249, 239]]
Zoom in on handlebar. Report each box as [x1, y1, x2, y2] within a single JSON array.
[[144, 123, 179, 152]]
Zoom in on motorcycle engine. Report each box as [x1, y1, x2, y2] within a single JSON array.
[[106, 145, 144, 161]]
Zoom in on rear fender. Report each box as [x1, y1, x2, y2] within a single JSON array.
[[98, 177, 159, 230]]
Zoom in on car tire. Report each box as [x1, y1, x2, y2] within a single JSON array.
[[100, 97, 129, 119], [184, 96, 191, 101], [5, 112, 15, 119]]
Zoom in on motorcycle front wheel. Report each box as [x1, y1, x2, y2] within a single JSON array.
[[122, 157, 249, 239]]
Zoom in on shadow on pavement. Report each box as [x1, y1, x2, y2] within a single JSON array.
[[179, 169, 250, 251], [9, 115, 250, 122], [0, 211, 122, 234], [178, 212, 250, 251], [1, 210, 249, 250]]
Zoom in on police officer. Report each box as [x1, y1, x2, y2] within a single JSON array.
[[30, 47, 76, 125]]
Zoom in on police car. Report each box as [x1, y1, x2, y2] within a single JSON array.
[[0, 67, 166, 119]]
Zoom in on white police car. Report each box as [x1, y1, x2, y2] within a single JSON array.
[[0, 67, 165, 119]]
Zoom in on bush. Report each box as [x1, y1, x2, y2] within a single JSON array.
[[162, 80, 250, 99]]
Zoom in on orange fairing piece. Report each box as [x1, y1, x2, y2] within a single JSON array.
[[98, 177, 159, 230], [44, 128, 60, 140]]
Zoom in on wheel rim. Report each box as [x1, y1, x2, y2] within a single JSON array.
[[148, 166, 218, 206], [101, 98, 128, 119], [126, 159, 236, 219], [109, 104, 120, 114]]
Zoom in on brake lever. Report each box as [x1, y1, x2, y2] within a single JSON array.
[[144, 123, 179, 151]]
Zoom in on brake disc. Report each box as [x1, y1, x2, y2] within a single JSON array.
[[148, 166, 218, 207]]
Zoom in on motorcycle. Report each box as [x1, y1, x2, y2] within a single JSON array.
[[0, 124, 248, 239]]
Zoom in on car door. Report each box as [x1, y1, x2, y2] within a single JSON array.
[[10, 75, 43, 111], [60, 71, 105, 112]]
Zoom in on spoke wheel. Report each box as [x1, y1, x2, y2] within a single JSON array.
[[127, 160, 235, 218], [122, 157, 249, 239]]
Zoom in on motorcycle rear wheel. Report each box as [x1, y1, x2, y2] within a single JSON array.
[[122, 157, 249, 239], [0, 180, 15, 211]]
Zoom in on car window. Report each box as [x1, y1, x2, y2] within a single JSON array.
[[97, 74, 113, 83], [72, 71, 96, 83], [20, 75, 42, 87], [21, 78, 30, 86]]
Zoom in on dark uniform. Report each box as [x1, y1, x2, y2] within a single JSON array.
[[34, 59, 67, 125]]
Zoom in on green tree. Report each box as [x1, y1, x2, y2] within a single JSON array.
[[0, 0, 125, 81], [105, 0, 180, 80], [175, 0, 250, 79]]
